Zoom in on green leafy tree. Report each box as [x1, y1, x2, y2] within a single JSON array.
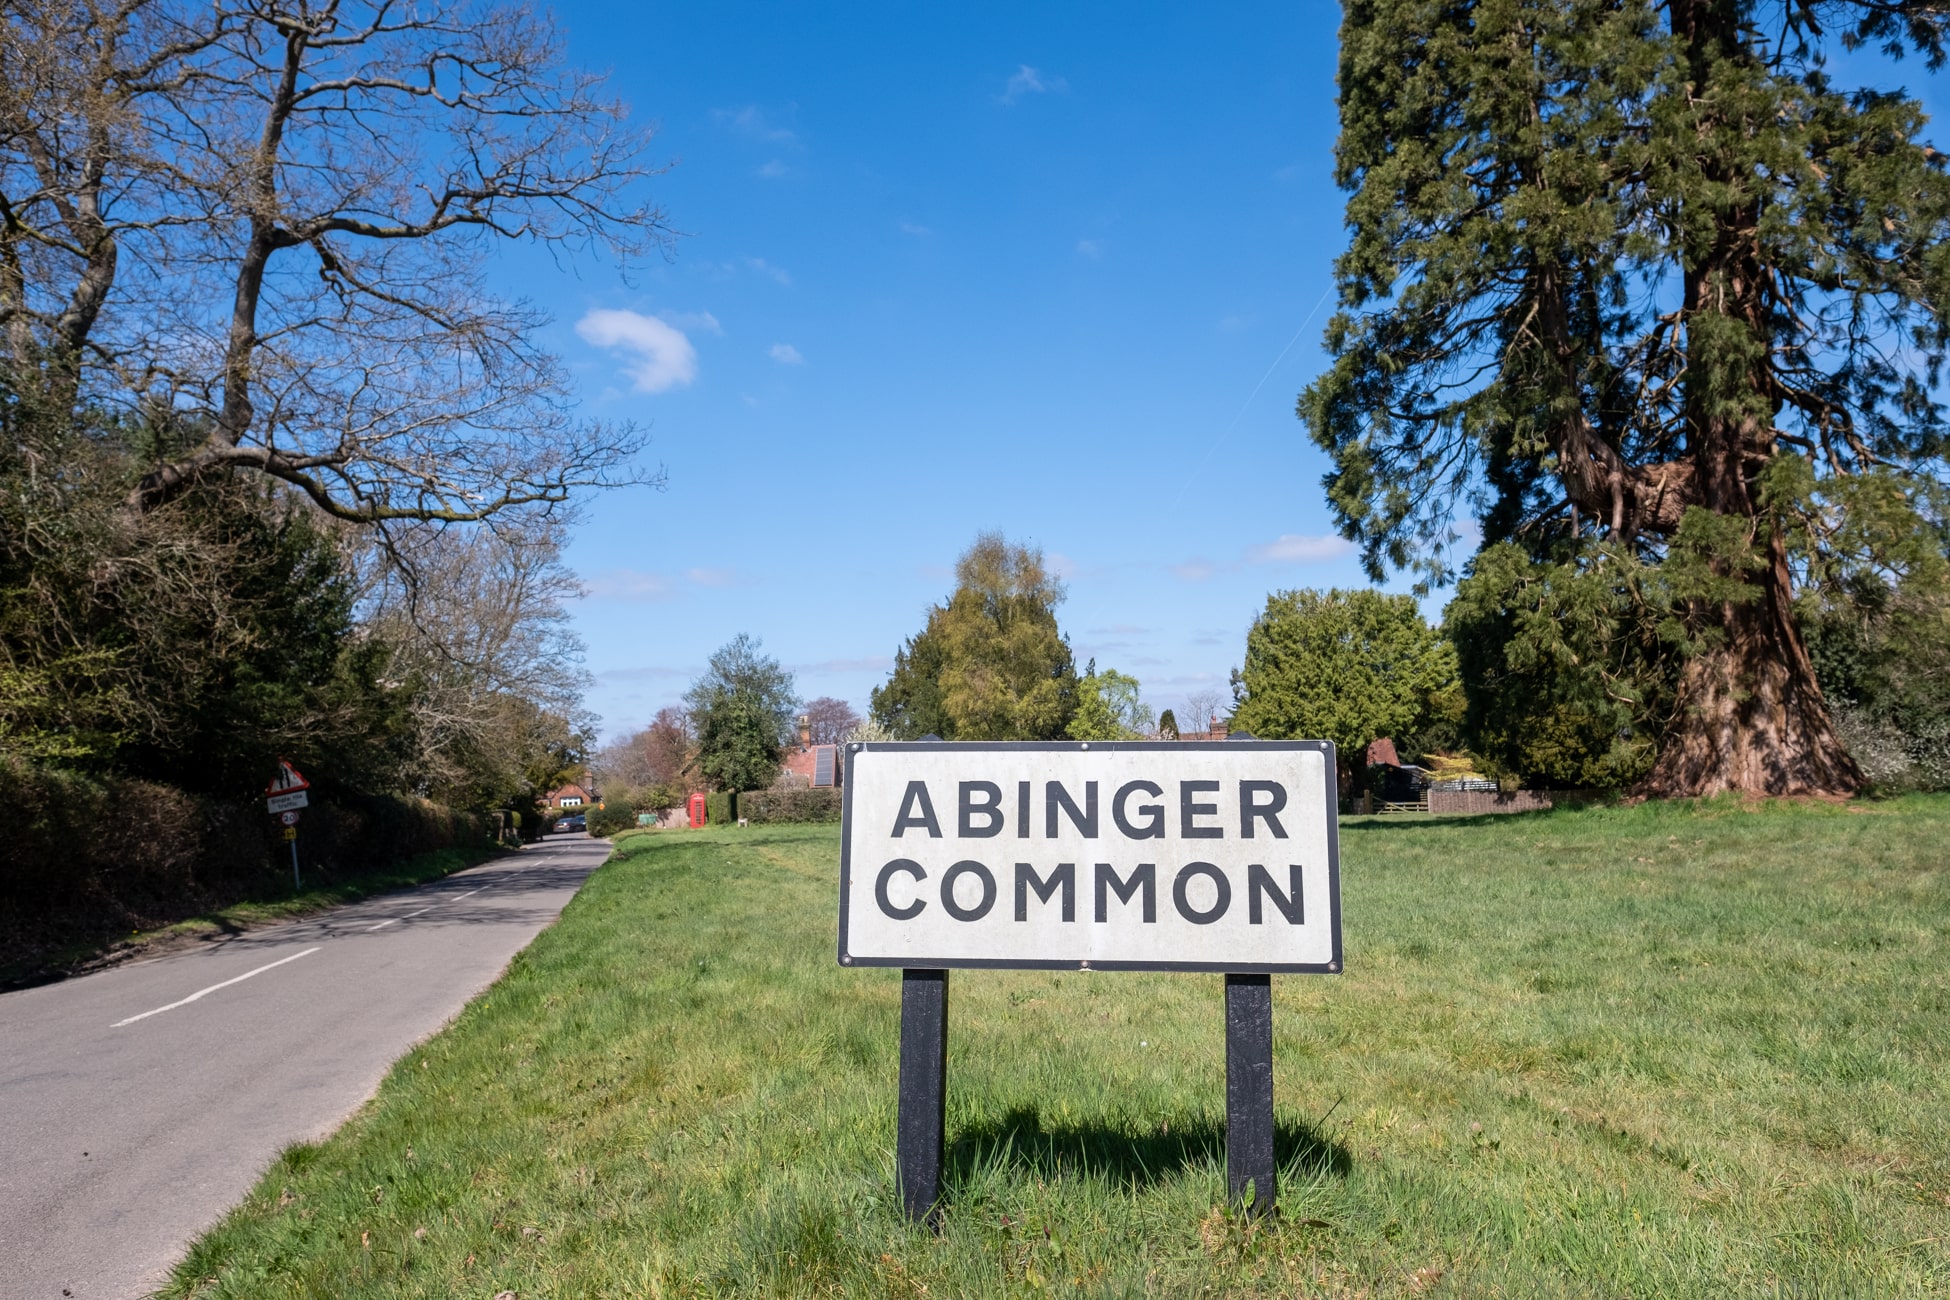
[[1797, 475, 1950, 788], [871, 533, 1078, 740], [1067, 664, 1155, 741], [686, 635, 799, 792], [0, 397, 417, 793], [1304, 0, 1950, 797], [1445, 543, 1682, 788], [1231, 589, 1457, 794], [871, 624, 953, 739], [1157, 708, 1180, 740]]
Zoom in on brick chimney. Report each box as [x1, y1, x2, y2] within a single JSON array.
[[797, 713, 811, 748], [1210, 717, 1228, 741]]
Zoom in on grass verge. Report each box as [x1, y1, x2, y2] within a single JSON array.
[[164, 798, 1949, 1297], [1, 844, 509, 989]]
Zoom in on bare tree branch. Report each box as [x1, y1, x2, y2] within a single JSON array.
[[1, 0, 672, 525]]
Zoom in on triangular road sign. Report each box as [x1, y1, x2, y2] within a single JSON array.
[[267, 758, 311, 795]]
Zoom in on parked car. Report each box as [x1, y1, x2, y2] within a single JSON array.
[[552, 813, 586, 834]]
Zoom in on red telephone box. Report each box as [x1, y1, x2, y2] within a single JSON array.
[[688, 791, 708, 828]]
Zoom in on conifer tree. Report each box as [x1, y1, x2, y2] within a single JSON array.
[[1306, 0, 1950, 796], [870, 533, 1078, 740]]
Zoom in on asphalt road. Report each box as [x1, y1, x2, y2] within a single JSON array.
[[0, 834, 610, 1300]]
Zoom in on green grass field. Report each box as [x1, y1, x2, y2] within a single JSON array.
[[163, 799, 1950, 1297]]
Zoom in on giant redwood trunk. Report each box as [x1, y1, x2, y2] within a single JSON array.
[[1639, 525, 1863, 798], [1634, 250, 1863, 799], [1630, 2, 1866, 800]]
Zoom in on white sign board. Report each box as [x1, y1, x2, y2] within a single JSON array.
[[839, 741, 1342, 973], [266, 790, 309, 814]]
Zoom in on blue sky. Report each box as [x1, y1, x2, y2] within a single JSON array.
[[497, 2, 1948, 739], [514, 1, 1369, 738]]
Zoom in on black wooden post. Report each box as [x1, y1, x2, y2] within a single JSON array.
[[897, 967, 949, 1228], [1224, 972, 1275, 1216]]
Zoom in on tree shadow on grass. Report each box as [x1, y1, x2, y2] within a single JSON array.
[[944, 1105, 1352, 1192]]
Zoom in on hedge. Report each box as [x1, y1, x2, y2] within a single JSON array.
[[585, 800, 678, 838], [705, 791, 736, 826], [1, 759, 492, 970], [738, 787, 842, 824]]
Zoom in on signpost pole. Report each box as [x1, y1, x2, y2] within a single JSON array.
[[896, 968, 949, 1229], [290, 836, 301, 890], [1224, 972, 1276, 1217]]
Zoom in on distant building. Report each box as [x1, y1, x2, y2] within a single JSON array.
[[545, 782, 594, 810], [1366, 738, 1428, 804], [778, 715, 844, 788]]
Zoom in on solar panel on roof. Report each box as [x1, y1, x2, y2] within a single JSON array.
[[813, 746, 836, 787]]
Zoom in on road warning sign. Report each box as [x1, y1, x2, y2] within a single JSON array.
[[266, 759, 310, 814]]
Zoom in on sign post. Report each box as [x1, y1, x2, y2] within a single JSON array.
[[896, 968, 949, 1227], [1225, 972, 1275, 1214], [840, 739, 1342, 1227], [265, 759, 312, 889]]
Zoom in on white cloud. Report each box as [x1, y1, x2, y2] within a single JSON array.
[[755, 158, 793, 180], [1172, 560, 1215, 582], [660, 309, 722, 336], [769, 343, 804, 365], [582, 569, 678, 602], [1000, 64, 1067, 104], [1246, 533, 1354, 564], [899, 221, 933, 237], [1076, 239, 1103, 258], [575, 309, 698, 393], [596, 663, 694, 682], [583, 564, 748, 600], [790, 656, 895, 675], [745, 257, 792, 286], [1047, 551, 1079, 579], [713, 105, 797, 143]]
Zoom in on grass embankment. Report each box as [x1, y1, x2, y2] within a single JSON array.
[[1, 845, 508, 989], [166, 800, 1950, 1297]]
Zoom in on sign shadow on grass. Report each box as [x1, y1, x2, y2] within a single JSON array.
[[943, 1104, 1351, 1195]]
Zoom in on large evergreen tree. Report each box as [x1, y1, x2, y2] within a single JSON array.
[[1306, 0, 1950, 796], [685, 635, 799, 793], [1231, 588, 1457, 795], [870, 533, 1079, 740]]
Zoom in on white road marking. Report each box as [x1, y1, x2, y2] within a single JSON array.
[[112, 948, 322, 1028], [364, 885, 488, 932]]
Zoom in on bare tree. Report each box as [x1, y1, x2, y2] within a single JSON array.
[[588, 705, 692, 795], [350, 514, 591, 802], [589, 730, 656, 792], [0, 0, 669, 523], [802, 696, 860, 746], [1183, 687, 1227, 737]]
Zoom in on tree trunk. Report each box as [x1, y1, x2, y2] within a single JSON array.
[[1639, 0, 1864, 799], [1639, 525, 1862, 798]]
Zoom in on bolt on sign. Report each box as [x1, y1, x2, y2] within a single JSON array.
[[839, 739, 1343, 1227]]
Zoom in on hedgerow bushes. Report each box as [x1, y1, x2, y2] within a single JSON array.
[[0, 759, 490, 975], [738, 787, 842, 824]]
